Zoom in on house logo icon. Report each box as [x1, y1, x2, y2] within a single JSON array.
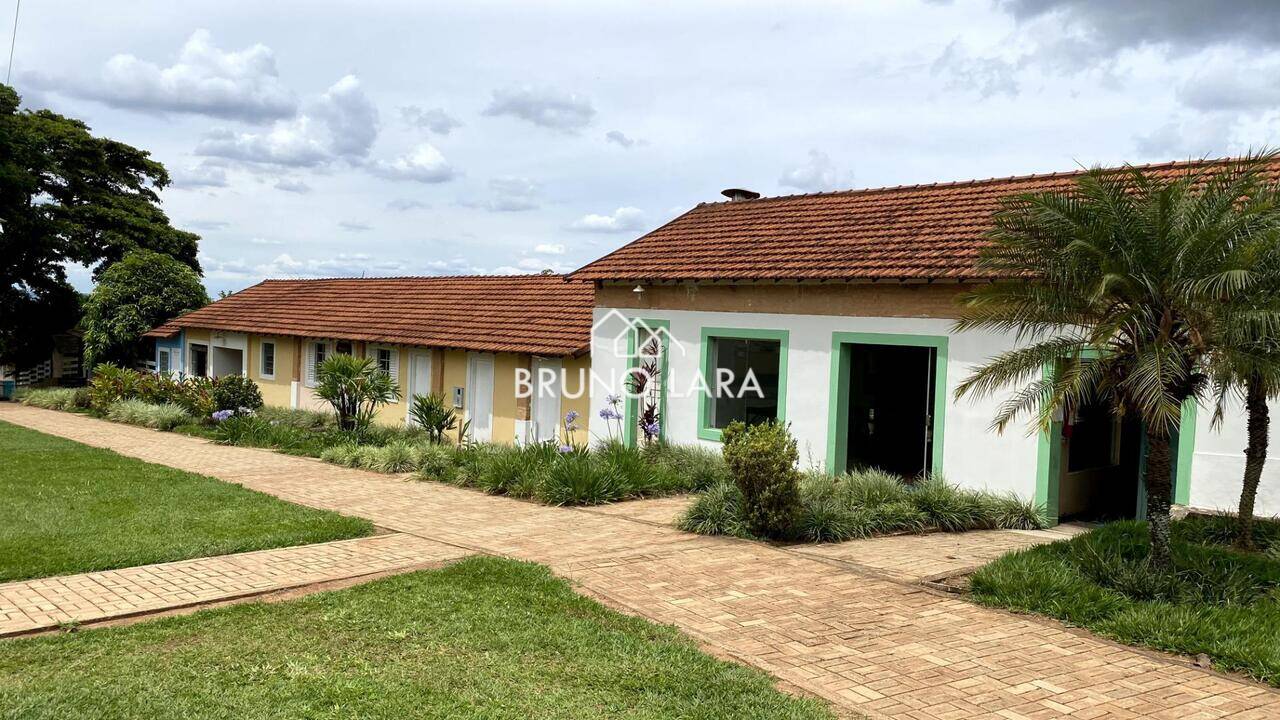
[[592, 309, 687, 360]]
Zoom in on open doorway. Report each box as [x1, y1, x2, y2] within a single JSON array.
[[211, 347, 244, 378], [189, 343, 209, 377], [830, 337, 946, 480], [1057, 398, 1142, 521]]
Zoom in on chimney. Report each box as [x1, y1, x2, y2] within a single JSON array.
[[721, 188, 760, 201]]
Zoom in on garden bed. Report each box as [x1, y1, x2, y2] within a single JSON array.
[[970, 516, 1280, 686]]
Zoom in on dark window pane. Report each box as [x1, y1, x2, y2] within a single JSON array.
[[262, 343, 275, 375], [708, 337, 781, 429]]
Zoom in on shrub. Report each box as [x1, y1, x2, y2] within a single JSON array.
[[908, 476, 994, 532], [89, 364, 141, 410], [722, 420, 802, 539], [20, 388, 86, 411], [105, 399, 192, 431], [257, 406, 334, 431], [213, 415, 273, 445], [370, 442, 421, 473], [314, 355, 400, 434], [415, 445, 457, 482], [645, 443, 729, 492], [839, 469, 910, 507], [211, 374, 264, 415], [678, 481, 749, 537], [319, 444, 360, 467], [408, 393, 459, 443], [538, 453, 623, 506]]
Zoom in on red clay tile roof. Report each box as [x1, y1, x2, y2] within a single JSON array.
[[570, 159, 1260, 282], [143, 321, 181, 339], [151, 274, 593, 355]]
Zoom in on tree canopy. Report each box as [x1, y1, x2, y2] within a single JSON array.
[[82, 250, 209, 368], [0, 83, 202, 368]]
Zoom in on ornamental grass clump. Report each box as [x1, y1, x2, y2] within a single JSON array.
[[20, 387, 89, 411], [105, 399, 192, 431]]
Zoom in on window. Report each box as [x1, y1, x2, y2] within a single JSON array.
[[698, 329, 788, 441], [336, 340, 353, 355], [260, 341, 276, 379], [376, 348, 392, 375], [305, 341, 327, 387], [158, 349, 171, 374]]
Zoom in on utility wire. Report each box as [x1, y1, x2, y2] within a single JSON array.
[[6, 0, 20, 86]]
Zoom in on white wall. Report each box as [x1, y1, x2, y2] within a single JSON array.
[[591, 306, 1042, 499], [1191, 396, 1280, 518]]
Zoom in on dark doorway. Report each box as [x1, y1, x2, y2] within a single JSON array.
[[190, 343, 208, 377], [846, 343, 937, 479], [1058, 397, 1142, 521]]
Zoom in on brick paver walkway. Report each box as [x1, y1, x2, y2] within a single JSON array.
[[4, 404, 1279, 719], [0, 533, 466, 636]]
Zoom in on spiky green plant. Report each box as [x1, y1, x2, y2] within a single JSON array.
[[955, 154, 1280, 568]]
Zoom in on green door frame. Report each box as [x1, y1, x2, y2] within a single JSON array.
[[697, 327, 790, 442], [623, 318, 670, 448], [1033, 359, 1198, 524], [825, 332, 949, 475]]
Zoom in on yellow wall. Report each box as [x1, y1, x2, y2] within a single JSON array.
[[492, 353, 523, 445], [247, 335, 296, 409], [562, 354, 591, 445]]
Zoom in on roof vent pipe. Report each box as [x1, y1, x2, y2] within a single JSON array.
[[721, 188, 760, 201]]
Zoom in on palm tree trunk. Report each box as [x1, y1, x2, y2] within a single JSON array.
[[1237, 377, 1270, 551], [1144, 426, 1175, 570]]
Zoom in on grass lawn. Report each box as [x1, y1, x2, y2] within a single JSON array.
[[971, 517, 1280, 686], [0, 557, 832, 720], [0, 420, 372, 583]]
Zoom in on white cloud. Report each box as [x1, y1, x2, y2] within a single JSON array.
[[932, 40, 1020, 98], [605, 130, 646, 148], [482, 86, 595, 132], [1133, 113, 1239, 158], [1177, 52, 1280, 112], [255, 252, 410, 279], [196, 75, 378, 167], [63, 30, 297, 122], [534, 243, 565, 255], [569, 206, 645, 233], [248, 237, 284, 246], [474, 176, 539, 212], [401, 105, 462, 135], [369, 143, 458, 183], [339, 220, 373, 232], [185, 219, 230, 231], [387, 198, 430, 211], [273, 178, 311, 193], [779, 150, 848, 192], [169, 162, 228, 189]]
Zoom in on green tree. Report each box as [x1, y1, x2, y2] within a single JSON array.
[[82, 250, 209, 368], [0, 83, 200, 368], [954, 157, 1280, 569], [315, 354, 401, 435], [1208, 252, 1280, 550]]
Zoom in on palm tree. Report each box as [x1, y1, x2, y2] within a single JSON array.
[[315, 354, 401, 435], [1208, 253, 1280, 550], [955, 155, 1280, 569]]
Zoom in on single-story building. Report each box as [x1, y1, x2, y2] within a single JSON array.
[[570, 163, 1280, 524], [146, 274, 592, 444]]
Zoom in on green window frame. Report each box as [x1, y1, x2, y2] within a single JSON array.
[[697, 327, 790, 442], [1032, 354, 1198, 525], [623, 318, 670, 447], [824, 332, 949, 476]]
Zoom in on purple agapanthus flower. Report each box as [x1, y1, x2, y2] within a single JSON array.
[[564, 410, 580, 424], [642, 421, 661, 437], [599, 407, 622, 421], [558, 444, 574, 454], [211, 409, 234, 422], [605, 393, 622, 405]]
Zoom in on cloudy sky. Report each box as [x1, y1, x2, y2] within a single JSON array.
[[9, 0, 1280, 293]]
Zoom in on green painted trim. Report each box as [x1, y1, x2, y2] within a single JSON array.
[[623, 318, 670, 448], [824, 332, 949, 476], [1174, 399, 1198, 505], [697, 326, 790, 443]]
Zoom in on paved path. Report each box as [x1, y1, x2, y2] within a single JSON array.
[[4, 404, 1279, 719], [0, 533, 466, 636]]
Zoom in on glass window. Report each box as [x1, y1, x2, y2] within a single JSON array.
[[707, 337, 782, 429], [261, 342, 275, 377], [314, 342, 327, 366], [376, 348, 392, 375], [336, 340, 353, 355], [158, 349, 171, 373]]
